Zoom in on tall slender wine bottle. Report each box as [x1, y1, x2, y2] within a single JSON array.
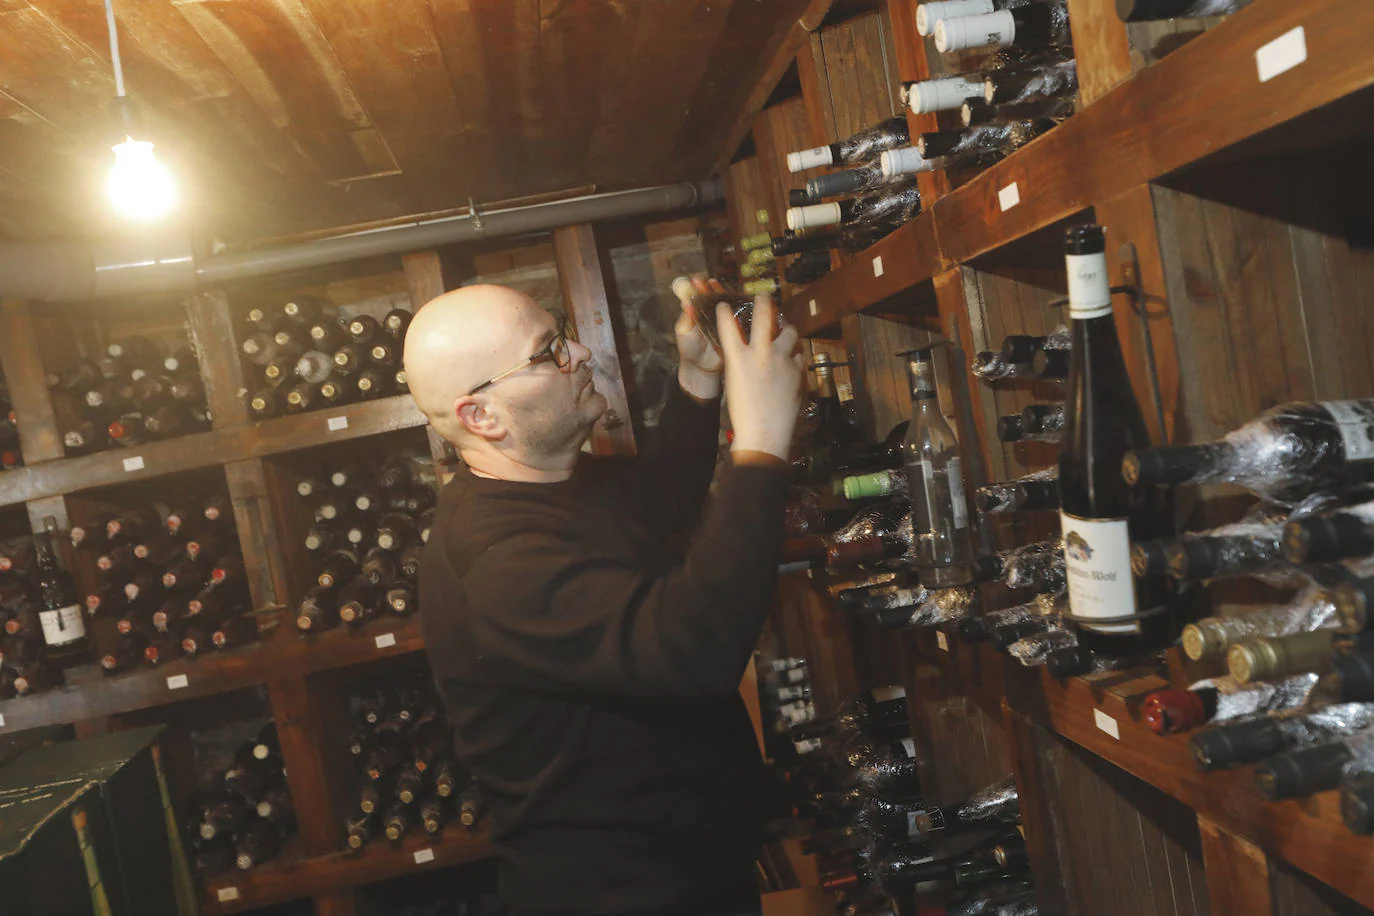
[[900, 348, 973, 586], [1058, 225, 1175, 656], [1117, 0, 1253, 21], [786, 118, 911, 173]]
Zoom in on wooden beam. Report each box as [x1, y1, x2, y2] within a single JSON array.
[[186, 291, 251, 430], [224, 458, 292, 612], [0, 300, 63, 463], [1065, 0, 1135, 105], [796, 33, 837, 147], [401, 251, 445, 311], [553, 224, 637, 457], [711, 0, 836, 176], [312, 891, 358, 916], [268, 674, 356, 857], [1198, 815, 1276, 916], [1002, 708, 1074, 916]]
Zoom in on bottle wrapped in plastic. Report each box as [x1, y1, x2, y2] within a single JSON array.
[[975, 468, 1060, 514], [973, 325, 1070, 381], [905, 586, 976, 628], [947, 891, 1039, 916], [1181, 586, 1338, 661], [1254, 728, 1374, 801], [909, 776, 1019, 838], [1001, 539, 1066, 593], [998, 403, 1065, 444], [1009, 625, 1078, 667], [1190, 701, 1374, 771], [1141, 674, 1318, 735], [1132, 508, 1286, 581]]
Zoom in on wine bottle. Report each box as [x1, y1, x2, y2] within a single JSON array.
[[975, 472, 1059, 514], [1255, 731, 1374, 802], [1124, 401, 1374, 506], [382, 800, 413, 841], [983, 58, 1079, 106], [787, 181, 921, 235], [383, 308, 413, 340], [786, 117, 910, 173], [997, 403, 1064, 443], [296, 586, 340, 633], [793, 161, 897, 205], [256, 783, 295, 832], [1116, 0, 1252, 21], [234, 818, 281, 870], [1057, 225, 1175, 653], [248, 386, 284, 420], [337, 576, 380, 626], [395, 763, 428, 805], [973, 331, 1071, 381], [282, 295, 324, 326], [909, 777, 1019, 838], [1228, 630, 1341, 684], [935, 4, 1069, 53], [1141, 674, 1317, 735], [200, 791, 251, 840], [347, 315, 382, 345], [376, 513, 418, 552], [1190, 703, 1374, 771], [1133, 513, 1286, 581], [1283, 502, 1374, 565], [900, 348, 974, 586], [386, 582, 417, 615], [107, 337, 162, 376], [32, 517, 91, 665], [1182, 587, 1335, 661], [458, 783, 486, 828]]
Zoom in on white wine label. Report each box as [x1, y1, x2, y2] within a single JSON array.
[[786, 147, 833, 173], [413, 848, 436, 864], [1093, 708, 1120, 740], [937, 631, 949, 651], [39, 605, 86, 647], [1321, 400, 1374, 462], [998, 182, 1020, 212], [122, 455, 145, 472], [900, 737, 916, 758], [327, 415, 349, 432], [166, 674, 189, 690], [872, 255, 885, 278], [1066, 251, 1113, 319], [1060, 513, 1139, 634], [948, 457, 968, 530], [907, 811, 921, 837], [217, 887, 240, 902], [0, 714, 6, 727], [374, 632, 397, 649], [1255, 26, 1306, 83], [871, 685, 906, 703], [808, 299, 819, 317]]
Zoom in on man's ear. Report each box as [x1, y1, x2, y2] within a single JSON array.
[[453, 396, 506, 442]]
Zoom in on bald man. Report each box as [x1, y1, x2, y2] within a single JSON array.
[[405, 282, 804, 916]]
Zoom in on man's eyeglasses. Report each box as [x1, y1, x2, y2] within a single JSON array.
[[466, 315, 576, 396]]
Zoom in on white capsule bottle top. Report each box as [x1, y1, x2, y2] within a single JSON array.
[[786, 203, 844, 232], [935, 9, 1016, 53], [915, 0, 995, 36], [908, 76, 986, 114], [786, 146, 834, 173], [880, 146, 933, 178]]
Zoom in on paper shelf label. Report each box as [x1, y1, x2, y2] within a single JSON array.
[[1256, 26, 1306, 83], [166, 674, 189, 690], [122, 456, 145, 472], [998, 182, 1020, 212], [872, 256, 885, 278], [936, 631, 949, 651], [808, 299, 819, 317], [327, 415, 350, 432], [413, 848, 435, 864], [374, 632, 397, 649], [1093, 708, 1120, 740], [217, 887, 240, 902], [0, 714, 6, 728]]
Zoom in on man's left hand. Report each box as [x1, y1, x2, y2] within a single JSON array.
[[674, 275, 724, 401]]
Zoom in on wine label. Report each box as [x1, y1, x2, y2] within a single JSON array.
[[786, 147, 834, 173], [39, 604, 86, 647], [948, 457, 968, 530], [1060, 513, 1139, 634], [413, 848, 435, 864], [1066, 252, 1113, 319], [921, 807, 947, 831], [937, 630, 949, 651], [872, 685, 907, 703], [900, 737, 916, 758], [1321, 400, 1374, 463], [907, 811, 921, 837]]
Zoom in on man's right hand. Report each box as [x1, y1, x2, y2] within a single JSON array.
[[717, 294, 804, 463]]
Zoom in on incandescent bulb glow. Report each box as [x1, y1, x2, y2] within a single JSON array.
[[107, 136, 176, 220]]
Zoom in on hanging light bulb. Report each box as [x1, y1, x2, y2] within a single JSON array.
[[103, 0, 176, 220], [108, 137, 176, 220]]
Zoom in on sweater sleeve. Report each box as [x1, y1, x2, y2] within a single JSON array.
[[627, 384, 722, 538], [456, 462, 790, 699]]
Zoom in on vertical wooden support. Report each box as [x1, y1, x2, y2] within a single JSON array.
[[269, 674, 356, 857], [25, 494, 69, 537], [224, 458, 291, 611], [1198, 816, 1276, 916], [1094, 185, 1180, 445], [0, 300, 64, 463], [796, 35, 836, 147], [553, 224, 637, 457], [1065, 0, 1134, 105], [932, 268, 992, 489], [884, 0, 952, 202], [401, 251, 445, 312], [313, 890, 359, 916], [185, 291, 251, 430], [1002, 708, 1073, 916]]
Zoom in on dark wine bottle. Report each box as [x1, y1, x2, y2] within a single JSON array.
[[787, 181, 921, 234], [346, 812, 376, 850], [997, 403, 1064, 443], [234, 818, 281, 870], [1255, 734, 1374, 802], [917, 119, 1056, 165], [1057, 225, 1174, 656], [382, 800, 413, 841], [337, 576, 380, 626], [975, 474, 1059, 514], [383, 308, 413, 340], [909, 776, 1019, 838], [281, 295, 324, 326], [1116, 0, 1252, 21], [458, 782, 486, 828], [983, 58, 1079, 106], [786, 117, 910, 173], [296, 586, 340, 633], [33, 517, 92, 665]]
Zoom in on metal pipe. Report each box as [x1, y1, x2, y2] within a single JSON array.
[[0, 178, 722, 302]]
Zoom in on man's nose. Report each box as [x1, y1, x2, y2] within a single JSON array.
[[568, 339, 594, 372]]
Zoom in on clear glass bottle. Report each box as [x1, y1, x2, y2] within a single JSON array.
[[900, 348, 974, 586]]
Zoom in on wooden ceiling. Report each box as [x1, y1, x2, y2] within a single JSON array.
[[0, 0, 814, 243]]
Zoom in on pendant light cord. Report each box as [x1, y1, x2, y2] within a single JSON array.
[[104, 0, 125, 97]]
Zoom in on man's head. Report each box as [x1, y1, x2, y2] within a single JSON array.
[[403, 285, 606, 476]]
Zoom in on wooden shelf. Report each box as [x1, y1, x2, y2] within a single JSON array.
[[0, 394, 429, 509], [780, 0, 1374, 333], [202, 826, 493, 914], [906, 626, 1374, 911], [0, 614, 424, 734]]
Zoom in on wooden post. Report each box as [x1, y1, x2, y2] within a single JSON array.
[[0, 300, 64, 463], [1065, 0, 1134, 105], [1002, 707, 1073, 916], [1198, 816, 1276, 916], [553, 224, 637, 457], [224, 458, 292, 611], [186, 291, 251, 430], [313, 890, 359, 916], [401, 251, 445, 312], [268, 674, 356, 858]]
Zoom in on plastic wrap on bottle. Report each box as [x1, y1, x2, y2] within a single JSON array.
[[1177, 506, 1287, 579], [860, 583, 931, 613], [957, 775, 1019, 824], [976, 467, 1058, 513], [831, 505, 906, 545], [1207, 673, 1320, 723], [995, 58, 1078, 105], [973, 349, 1014, 381], [1263, 703, 1374, 750], [1009, 625, 1077, 667], [906, 586, 976, 627], [783, 487, 828, 539], [1183, 586, 1338, 661], [948, 893, 1038, 916], [859, 182, 923, 228], [1003, 539, 1066, 592]]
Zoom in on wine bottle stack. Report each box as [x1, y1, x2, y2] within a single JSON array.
[[780, 683, 1032, 914], [0, 375, 22, 470], [0, 517, 91, 697], [73, 493, 255, 674], [345, 678, 483, 851], [187, 722, 295, 878], [241, 295, 413, 419], [48, 335, 211, 455], [294, 454, 435, 634]]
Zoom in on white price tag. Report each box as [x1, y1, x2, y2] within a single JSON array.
[[1093, 708, 1120, 740], [936, 631, 949, 652], [374, 632, 397, 649], [998, 182, 1020, 212], [413, 848, 435, 864], [1256, 26, 1306, 83], [217, 887, 240, 902], [872, 255, 884, 278], [122, 456, 145, 472], [808, 299, 819, 317], [327, 415, 349, 432], [166, 674, 189, 690], [0, 714, 7, 728]]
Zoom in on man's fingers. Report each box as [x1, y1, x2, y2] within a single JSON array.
[[690, 275, 711, 295], [715, 302, 746, 359], [749, 294, 776, 346], [774, 323, 799, 356]]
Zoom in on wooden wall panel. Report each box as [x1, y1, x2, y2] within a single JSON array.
[[813, 11, 901, 144], [723, 156, 769, 261], [1272, 861, 1371, 916]]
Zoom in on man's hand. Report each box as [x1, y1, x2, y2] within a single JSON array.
[[718, 293, 804, 463], [674, 276, 724, 401]]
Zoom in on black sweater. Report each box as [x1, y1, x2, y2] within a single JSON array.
[[419, 387, 791, 916]]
